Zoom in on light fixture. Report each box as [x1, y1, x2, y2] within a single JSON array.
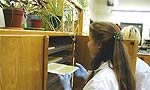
[[111, 9, 150, 13]]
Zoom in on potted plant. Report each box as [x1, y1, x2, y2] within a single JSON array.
[[24, 0, 44, 28], [0, 0, 28, 27], [0, 0, 44, 28], [23, 0, 64, 31], [37, 0, 64, 31]]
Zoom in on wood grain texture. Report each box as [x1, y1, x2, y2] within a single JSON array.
[[75, 36, 92, 70], [0, 35, 48, 90], [124, 40, 138, 73], [74, 36, 91, 90], [43, 36, 49, 90]]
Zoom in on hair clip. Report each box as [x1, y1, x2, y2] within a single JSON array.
[[113, 32, 123, 40]]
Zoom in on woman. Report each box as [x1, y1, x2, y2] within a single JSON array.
[[59, 22, 135, 90]]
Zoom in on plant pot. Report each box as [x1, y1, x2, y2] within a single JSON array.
[[30, 19, 43, 28], [3, 8, 24, 27], [26, 15, 41, 27]]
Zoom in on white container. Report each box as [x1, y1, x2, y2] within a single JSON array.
[[0, 8, 5, 27]]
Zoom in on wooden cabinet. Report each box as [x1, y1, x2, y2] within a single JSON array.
[[0, 29, 75, 90], [0, 35, 48, 90], [0, 1, 84, 89]]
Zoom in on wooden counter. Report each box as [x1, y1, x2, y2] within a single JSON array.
[[138, 53, 150, 65]]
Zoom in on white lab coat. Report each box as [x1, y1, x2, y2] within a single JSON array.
[[136, 57, 150, 90], [83, 62, 118, 90], [82, 58, 150, 90]]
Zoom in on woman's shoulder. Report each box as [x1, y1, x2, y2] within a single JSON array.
[[88, 62, 118, 89], [136, 57, 150, 73], [94, 65, 116, 80], [83, 67, 118, 90], [94, 62, 115, 78]]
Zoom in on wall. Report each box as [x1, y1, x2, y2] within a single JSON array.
[[87, 0, 150, 44]]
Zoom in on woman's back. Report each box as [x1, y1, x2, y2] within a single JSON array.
[[83, 62, 118, 90]]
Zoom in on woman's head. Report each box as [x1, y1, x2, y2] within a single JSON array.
[[88, 22, 122, 69], [89, 22, 121, 43], [121, 25, 141, 44]]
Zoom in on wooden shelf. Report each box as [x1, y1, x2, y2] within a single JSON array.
[[0, 28, 74, 36], [48, 44, 72, 55], [47, 73, 63, 90]]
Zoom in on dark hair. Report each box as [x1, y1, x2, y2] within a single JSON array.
[[89, 22, 135, 90]]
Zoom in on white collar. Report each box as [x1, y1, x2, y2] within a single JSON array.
[[94, 61, 113, 74]]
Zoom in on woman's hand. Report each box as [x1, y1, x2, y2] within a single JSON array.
[[58, 74, 71, 90], [75, 63, 88, 80]]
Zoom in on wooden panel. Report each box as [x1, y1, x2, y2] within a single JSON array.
[[0, 35, 48, 90], [74, 36, 91, 90], [75, 36, 92, 70], [77, 10, 83, 35], [124, 40, 138, 73], [138, 54, 150, 65], [43, 36, 49, 90]]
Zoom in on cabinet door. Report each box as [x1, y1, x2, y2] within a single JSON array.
[[74, 36, 91, 90], [75, 36, 92, 70], [0, 35, 48, 90]]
